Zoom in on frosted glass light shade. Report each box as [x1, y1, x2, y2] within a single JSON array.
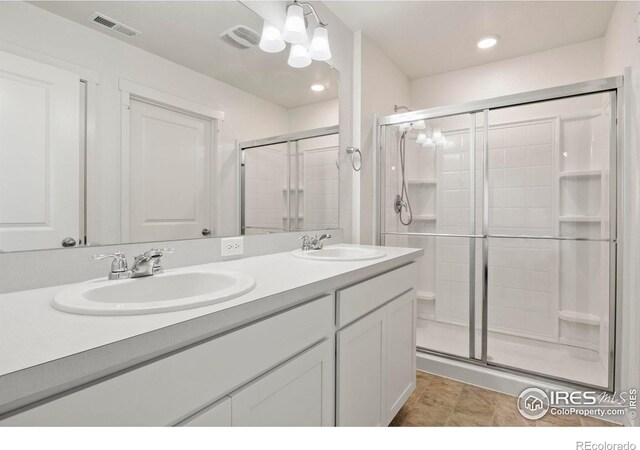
[[422, 138, 435, 148], [309, 26, 332, 61], [416, 133, 427, 144], [259, 21, 285, 53], [411, 120, 426, 130], [283, 4, 307, 44], [288, 44, 311, 68]]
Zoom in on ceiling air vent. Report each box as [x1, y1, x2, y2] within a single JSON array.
[[219, 25, 260, 50], [88, 12, 141, 38]]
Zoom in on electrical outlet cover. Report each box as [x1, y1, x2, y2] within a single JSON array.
[[221, 237, 244, 257]]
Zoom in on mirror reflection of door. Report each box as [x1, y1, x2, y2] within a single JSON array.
[[0, 51, 80, 251], [128, 99, 213, 242]]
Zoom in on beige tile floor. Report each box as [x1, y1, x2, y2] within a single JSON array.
[[390, 371, 619, 427]]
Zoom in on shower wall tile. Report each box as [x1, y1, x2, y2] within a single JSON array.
[[244, 147, 286, 230], [527, 144, 553, 166], [485, 119, 556, 339], [304, 147, 339, 230]]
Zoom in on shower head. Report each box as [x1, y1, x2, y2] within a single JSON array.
[[393, 105, 425, 131]]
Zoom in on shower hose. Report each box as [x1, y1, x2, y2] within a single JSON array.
[[398, 130, 413, 226]]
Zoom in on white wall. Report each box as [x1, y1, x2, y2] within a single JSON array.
[[411, 38, 605, 109], [358, 33, 411, 244], [602, 0, 640, 426], [287, 98, 339, 133]]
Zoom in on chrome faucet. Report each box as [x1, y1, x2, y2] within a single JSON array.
[[299, 234, 332, 251], [93, 251, 130, 280], [130, 248, 174, 278], [93, 248, 174, 280]]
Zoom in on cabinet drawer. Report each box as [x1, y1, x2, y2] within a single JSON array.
[[1, 295, 333, 426], [336, 263, 416, 328]]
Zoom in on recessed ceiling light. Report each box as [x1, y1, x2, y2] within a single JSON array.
[[477, 36, 499, 49], [310, 84, 325, 92]]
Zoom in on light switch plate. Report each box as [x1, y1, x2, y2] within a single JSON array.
[[221, 237, 244, 257]]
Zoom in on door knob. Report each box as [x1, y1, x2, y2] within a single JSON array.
[[61, 237, 76, 247], [202, 228, 212, 236]]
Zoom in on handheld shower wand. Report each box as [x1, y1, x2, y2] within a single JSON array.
[[395, 130, 413, 226]]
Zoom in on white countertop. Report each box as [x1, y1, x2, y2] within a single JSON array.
[[0, 245, 422, 414]]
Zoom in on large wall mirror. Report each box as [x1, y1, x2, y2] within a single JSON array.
[[0, 1, 340, 252]]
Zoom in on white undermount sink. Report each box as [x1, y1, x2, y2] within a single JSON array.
[[52, 269, 256, 316], [291, 245, 386, 261]]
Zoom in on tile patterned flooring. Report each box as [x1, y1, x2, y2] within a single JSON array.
[[389, 371, 619, 427]]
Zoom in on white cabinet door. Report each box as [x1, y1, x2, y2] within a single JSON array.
[[231, 339, 334, 426], [128, 99, 213, 242], [337, 307, 387, 426], [0, 51, 80, 251], [179, 397, 231, 427], [385, 290, 416, 424]]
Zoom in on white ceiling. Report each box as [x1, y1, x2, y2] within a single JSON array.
[[31, 1, 339, 109], [326, 1, 615, 79]]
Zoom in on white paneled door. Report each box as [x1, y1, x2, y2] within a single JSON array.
[[0, 51, 80, 251], [128, 99, 213, 242]]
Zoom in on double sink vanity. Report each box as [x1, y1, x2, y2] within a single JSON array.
[[0, 242, 422, 427]]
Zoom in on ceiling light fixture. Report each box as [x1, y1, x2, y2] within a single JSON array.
[[259, 21, 285, 53], [310, 84, 325, 92], [259, 1, 332, 68], [282, 3, 307, 44], [309, 25, 331, 61], [477, 35, 499, 49], [411, 120, 426, 130], [288, 43, 311, 68]]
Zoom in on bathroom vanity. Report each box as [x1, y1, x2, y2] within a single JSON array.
[[0, 245, 421, 426]]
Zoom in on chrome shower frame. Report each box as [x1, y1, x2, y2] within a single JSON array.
[[376, 76, 624, 393], [239, 125, 339, 235]]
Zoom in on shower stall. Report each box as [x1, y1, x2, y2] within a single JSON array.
[[240, 126, 340, 234], [377, 77, 622, 391]]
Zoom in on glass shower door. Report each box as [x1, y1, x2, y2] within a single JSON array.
[[243, 142, 289, 234], [381, 113, 482, 359], [484, 92, 615, 388], [242, 128, 339, 234]]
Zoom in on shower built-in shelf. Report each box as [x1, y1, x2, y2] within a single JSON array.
[[413, 215, 437, 222], [408, 179, 437, 185], [417, 291, 435, 301], [417, 291, 436, 321], [558, 170, 602, 179], [558, 216, 602, 223], [558, 310, 600, 326]]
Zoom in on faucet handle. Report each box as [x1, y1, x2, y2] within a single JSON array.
[[141, 248, 175, 259], [152, 247, 174, 255], [299, 235, 312, 250], [149, 248, 174, 275], [93, 251, 128, 274]]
